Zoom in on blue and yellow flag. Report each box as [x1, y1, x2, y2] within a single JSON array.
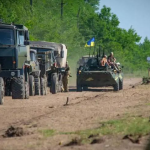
[[85, 37, 95, 47]]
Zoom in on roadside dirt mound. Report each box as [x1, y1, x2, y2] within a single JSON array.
[[3, 126, 25, 138], [64, 137, 82, 146], [142, 77, 150, 84]]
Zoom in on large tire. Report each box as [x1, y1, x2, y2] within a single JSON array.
[[29, 75, 35, 96], [44, 76, 47, 95], [25, 82, 29, 99], [12, 76, 25, 99], [77, 85, 82, 92], [83, 86, 88, 91], [51, 73, 58, 94], [113, 78, 119, 91], [41, 78, 46, 95], [57, 80, 62, 92], [0, 77, 4, 105], [77, 77, 82, 92], [58, 74, 62, 92], [119, 79, 123, 90], [35, 77, 40, 95]]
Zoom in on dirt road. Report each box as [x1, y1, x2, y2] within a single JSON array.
[[0, 78, 150, 150]]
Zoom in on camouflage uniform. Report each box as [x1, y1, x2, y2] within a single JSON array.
[[62, 65, 70, 92]]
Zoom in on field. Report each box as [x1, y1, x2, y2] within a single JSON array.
[[0, 78, 150, 150]]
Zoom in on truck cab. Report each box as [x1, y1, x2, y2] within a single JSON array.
[[0, 22, 30, 104]]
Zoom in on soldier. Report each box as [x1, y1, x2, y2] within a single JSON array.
[[108, 52, 119, 71], [62, 61, 71, 92], [101, 55, 109, 67]]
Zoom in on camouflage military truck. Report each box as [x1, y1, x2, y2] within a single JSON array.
[[30, 41, 67, 94], [29, 49, 47, 96], [77, 55, 123, 91], [0, 22, 31, 105]]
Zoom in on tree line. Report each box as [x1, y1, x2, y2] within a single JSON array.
[[0, 0, 150, 74]]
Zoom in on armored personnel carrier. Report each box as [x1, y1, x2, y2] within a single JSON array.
[[77, 55, 123, 91]]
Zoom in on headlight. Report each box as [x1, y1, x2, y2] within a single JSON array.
[[11, 72, 15, 76]]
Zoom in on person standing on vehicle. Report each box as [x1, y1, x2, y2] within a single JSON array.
[[108, 52, 119, 70], [62, 61, 71, 92]]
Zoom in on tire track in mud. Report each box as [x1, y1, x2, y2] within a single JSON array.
[[0, 92, 109, 132]]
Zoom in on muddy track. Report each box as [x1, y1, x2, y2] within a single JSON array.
[[0, 78, 141, 132], [2, 78, 150, 150]]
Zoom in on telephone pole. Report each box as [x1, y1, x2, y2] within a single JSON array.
[[61, 0, 65, 19], [30, 0, 32, 6]]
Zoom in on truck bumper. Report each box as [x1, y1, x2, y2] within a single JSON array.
[[0, 70, 20, 78]]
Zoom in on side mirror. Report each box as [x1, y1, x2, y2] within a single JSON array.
[[61, 50, 64, 58], [25, 30, 29, 40], [24, 40, 30, 45]]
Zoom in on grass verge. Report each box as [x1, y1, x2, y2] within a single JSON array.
[[39, 117, 150, 144], [39, 129, 55, 138], [61, 117, 150, 143]]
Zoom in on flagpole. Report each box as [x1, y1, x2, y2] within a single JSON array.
[[94, 37, 96, 57], [89, 46, 91, 57]]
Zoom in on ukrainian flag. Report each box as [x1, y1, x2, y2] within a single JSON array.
[[85, 37, 95, 47]]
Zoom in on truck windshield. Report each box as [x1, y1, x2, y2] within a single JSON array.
[[0, 29, 15, 45], [30, 52, 36, 61]]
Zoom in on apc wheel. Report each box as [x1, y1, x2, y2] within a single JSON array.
[[12, 76, 25, 99], [29, 75, 35, 96], [41, 78, 46, 95], [0, 77, 4, 105], [51, 73, 58, 94], [76, 77, 82, 92], [119, 79, 123, 90], [35, 77, 41, 95], [77, 83, 82, 92], [83, 86, 88, 91], [25, 82, 29, 99], [113, 79, 119, 91]]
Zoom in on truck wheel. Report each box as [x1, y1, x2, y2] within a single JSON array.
[[35, 77, 41, 95], [44, 76, 47, 95], [29, 75, 35, 96], [41, 78, 46, 95], [57, 80, 62, 92], [0, 77, 4, 105], [12, 76, 25, 99], [119, 79, 123, 90], [51, 73, 58, 94], [25, 82, 29, 99], [113, 79, 119, 91]]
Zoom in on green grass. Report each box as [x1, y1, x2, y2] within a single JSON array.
[[39, 129, 55, 138], [124, 70, 148, 78], [39, 117, 150, 144], [61, 117, 150, 138]]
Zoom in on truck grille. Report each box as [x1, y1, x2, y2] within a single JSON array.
[[0, 57, 14, 69]]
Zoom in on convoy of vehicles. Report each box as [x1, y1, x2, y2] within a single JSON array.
[[0, 21, 123, 105]]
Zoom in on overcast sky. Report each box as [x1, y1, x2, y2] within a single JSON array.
[[99, 0, 150, 43]]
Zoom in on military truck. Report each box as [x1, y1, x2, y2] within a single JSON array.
[[0, 22, 31, 105], [30, 41, 67, 94], [77, 55, 123, 91], [29, 49, 47, 96]]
